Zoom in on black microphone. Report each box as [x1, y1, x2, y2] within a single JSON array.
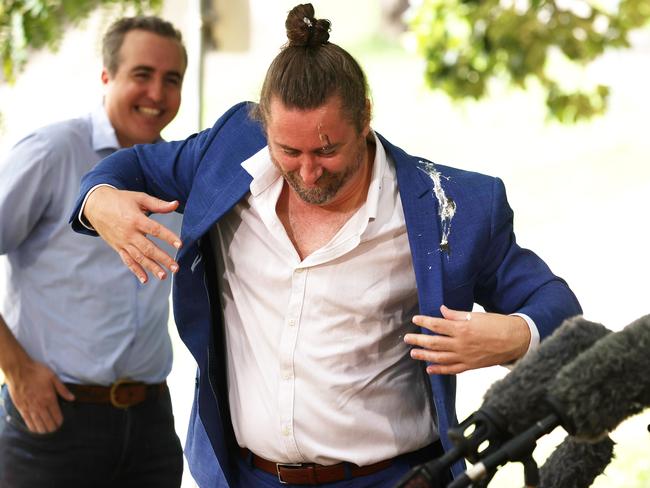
[[478, 316, 611, 438], [449, 316, 610, 461], [538, 435, 615, 488], [452, 314, 649, 487], [547, 314, 650, 440], [394, 316, 610, 488]]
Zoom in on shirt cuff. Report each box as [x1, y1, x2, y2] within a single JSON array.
[[504, 313, 540, 369], [78, 184, 116, 231]]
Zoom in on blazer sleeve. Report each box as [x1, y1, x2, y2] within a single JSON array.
[[474, 177, 582, 339], [69, 102, 254, 233]]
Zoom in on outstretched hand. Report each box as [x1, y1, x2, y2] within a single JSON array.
[[404, 305, 530, 375], [83, 186, 182, 283]]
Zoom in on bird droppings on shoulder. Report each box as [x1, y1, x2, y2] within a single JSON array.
[[417, 160, 456, 255]]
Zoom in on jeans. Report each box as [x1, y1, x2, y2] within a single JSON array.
[[0, 383, 183, 488], [234, 441, 452, 488]]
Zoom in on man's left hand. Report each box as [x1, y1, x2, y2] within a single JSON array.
[[404, 305, 530, 375]]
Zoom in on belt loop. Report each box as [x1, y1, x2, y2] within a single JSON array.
[[342, 462, 353, 480]]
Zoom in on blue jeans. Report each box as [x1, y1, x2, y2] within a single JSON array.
[[234, 441, 451, 488], [0, 383, 183, 488]]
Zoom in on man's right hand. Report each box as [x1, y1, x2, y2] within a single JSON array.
[[6, 361, 75, 434], [82, 186, 182, 283]]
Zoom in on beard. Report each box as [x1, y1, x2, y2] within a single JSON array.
[[274, 138, 367, 205]]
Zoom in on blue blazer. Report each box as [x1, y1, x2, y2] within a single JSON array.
[[72, 102, 581, 486]]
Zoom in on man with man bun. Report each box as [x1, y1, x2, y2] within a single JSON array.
[[0, 15, 186, 487], [72, 4, 581, 487]]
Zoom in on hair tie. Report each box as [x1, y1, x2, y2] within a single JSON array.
[[303, 16, 313, 28]]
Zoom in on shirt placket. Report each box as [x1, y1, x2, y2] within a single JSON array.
[[277, 265, 308, 459]]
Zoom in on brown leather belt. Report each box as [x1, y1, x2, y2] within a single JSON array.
[[239, 447, 394, 485], [65, 379, 167, 409]]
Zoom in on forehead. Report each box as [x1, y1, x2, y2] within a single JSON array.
[[116, 29, 185, 74], [267, 96, 355, 145]]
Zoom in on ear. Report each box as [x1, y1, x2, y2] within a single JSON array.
[[101, 68, 110, 86]]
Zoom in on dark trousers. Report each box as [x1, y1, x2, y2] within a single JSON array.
[[0, 383, 183, 488]]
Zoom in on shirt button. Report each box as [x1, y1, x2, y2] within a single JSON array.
[[282, 371, 292, 380], [282, 426, 291, 436], [295, 268, 304, 274], [287, 319, 295, 327]]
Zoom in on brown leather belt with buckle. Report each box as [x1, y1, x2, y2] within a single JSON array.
[[65, 379, 167, 409], [239, 447, 394, 485]]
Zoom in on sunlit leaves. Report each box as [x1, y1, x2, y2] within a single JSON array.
[[411, 0, 649, 123], [0, 0, 161, 83]]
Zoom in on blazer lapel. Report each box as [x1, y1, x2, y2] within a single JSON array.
[[377, 132, 445, 318]]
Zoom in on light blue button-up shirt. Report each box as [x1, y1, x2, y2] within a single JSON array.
[[0, 106, 180, 385]]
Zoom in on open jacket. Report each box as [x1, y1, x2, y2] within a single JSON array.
[[71, 102, 582, 486]]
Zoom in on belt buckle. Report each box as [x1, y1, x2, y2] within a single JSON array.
[[276, 462, 304, 484], [109, 378, 133, 409]]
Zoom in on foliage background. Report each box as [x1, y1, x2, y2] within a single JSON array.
[[0, 1, 649, 486]]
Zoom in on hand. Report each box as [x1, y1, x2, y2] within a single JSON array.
[[5, 361, 75, 434], [83, 186, 182, 283], [404, 305, 530, 375]]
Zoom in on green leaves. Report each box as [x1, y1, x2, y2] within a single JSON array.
[[0, 0, 161, 83], [411, 0, 650, 123]]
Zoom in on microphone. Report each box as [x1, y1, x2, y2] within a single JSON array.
[[538, 435, 615, 488], [547, 314, 650, 440], [452, 314, 649, 487], [394, 316, 610, 488], [449, 316, 610, 461]]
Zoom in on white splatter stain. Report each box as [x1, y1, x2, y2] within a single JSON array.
[[418, 160, 456, 254]]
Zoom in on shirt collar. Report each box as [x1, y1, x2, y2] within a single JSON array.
[[241, 129, 389, 218], [90, 104, 120, 152]]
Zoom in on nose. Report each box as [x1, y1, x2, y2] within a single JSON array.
[[298, 157, 323, 185], [147, 78, 165, 103]]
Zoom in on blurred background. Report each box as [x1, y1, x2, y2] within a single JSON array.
[[1, 0, 648, 486]]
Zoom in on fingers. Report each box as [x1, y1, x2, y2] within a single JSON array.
[[118, 249, 149, 284], [15, 393, 64, 434], [440, 304, 472, 322], [407, 305, 476, 375], [23, 405, 62, 433], [53, 378, 75, 403], [138, 194, 180, 217], [134, 202, 182, 251], [116, 211, 181, 283]]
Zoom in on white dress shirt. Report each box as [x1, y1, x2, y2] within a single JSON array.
[[211, 133, 437, 466]]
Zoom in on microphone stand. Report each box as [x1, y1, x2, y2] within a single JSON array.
[[447, 414, 558, 488]]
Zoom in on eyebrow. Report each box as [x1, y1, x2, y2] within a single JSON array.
[[276, 142, 341, 152], [131, 65, 182, 81]]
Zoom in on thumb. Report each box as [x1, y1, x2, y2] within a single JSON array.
[[440, 304, 471, 322], [138, 194, 179, 215], [53, 377, 75, 402]]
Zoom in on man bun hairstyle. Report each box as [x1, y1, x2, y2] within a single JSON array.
[[102, 16, 187, 77], [285, 3, 331, 47], [255, 3, 370, 133]]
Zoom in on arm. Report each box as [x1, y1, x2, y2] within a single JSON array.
[[0, 131, 77, 432], [70, 102, 263, 282], [405, 177, 581, 374]]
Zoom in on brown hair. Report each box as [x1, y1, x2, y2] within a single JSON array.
[[102, 16, 187, 76], [255, 3, 370, 132]]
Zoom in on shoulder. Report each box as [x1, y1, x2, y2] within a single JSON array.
[[207, 102, 265, 141], [199, 102, 266, 163], [377, 131, 503, 193], [10, 116, 91, 162]]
